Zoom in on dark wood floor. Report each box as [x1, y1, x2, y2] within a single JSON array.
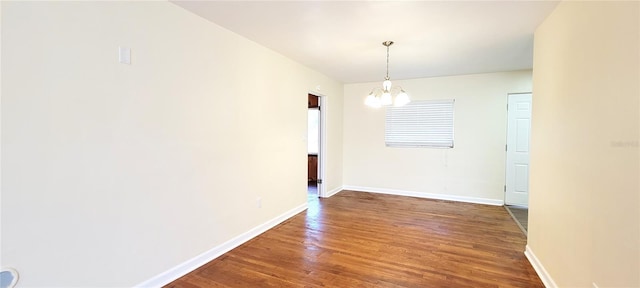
[[166, 190, 543, 287]]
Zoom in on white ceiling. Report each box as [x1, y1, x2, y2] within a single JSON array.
[[171, 1, 559, 83]]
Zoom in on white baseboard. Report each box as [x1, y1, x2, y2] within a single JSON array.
[[135, 202, 308, 288], [525, 245, 557, 288], [323, 186, 342, 198], [342, 185, 504, 206]]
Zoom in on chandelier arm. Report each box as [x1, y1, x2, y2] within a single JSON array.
[[390, 86, 404, 94]]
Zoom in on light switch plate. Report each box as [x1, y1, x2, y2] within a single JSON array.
[[119, 46, 131, 64]]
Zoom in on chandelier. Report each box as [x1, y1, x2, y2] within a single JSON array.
[[365, 41, 410, 108]]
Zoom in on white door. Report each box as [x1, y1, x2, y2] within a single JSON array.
[[505, 93, 532, 206]]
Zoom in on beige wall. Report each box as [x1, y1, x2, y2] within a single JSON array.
[[0, 2, 343, 286], [343, 71, 531, 204], [529, 1, 639, 287]]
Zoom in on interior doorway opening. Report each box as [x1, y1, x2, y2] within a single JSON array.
[[307, 94, 322, 201], [504, 92, 532, 235]]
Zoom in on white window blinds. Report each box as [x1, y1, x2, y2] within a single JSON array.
[[385, 99, 455, 148]]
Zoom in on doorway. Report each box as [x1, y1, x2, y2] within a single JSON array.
[[307, 94, 322, 201], [504, 92, 532, 234]]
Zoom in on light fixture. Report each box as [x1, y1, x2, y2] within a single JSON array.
[[365, 41, 410, 108]]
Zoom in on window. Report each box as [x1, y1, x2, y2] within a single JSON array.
[[308, 109, 319, 154], [385, 99, 455, 148]]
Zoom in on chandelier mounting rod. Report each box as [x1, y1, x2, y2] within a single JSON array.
[[383, 41, 394, 81]]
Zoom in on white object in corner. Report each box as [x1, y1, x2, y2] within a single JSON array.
[[118, 46, 131, 64], [525, 245, 557, 288], [135, 202, 308, 287], [342, 185, 504, 206]]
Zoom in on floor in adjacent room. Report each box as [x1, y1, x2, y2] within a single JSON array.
[[505, 205, 529, 235], [307, 181, 318, 202], [166, 191, 543, 287]]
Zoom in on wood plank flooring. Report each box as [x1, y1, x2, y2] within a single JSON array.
[[166, 191, 543, 287], [505, 206, 529, 234]]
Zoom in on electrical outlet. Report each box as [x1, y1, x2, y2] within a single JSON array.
[[256, 197, 262, 208], [118, 46, 131, 64]]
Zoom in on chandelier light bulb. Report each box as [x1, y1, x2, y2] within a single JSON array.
[[383, 79, 392, 91], [394, 91, 410, 107], [364, 93, 378, 107], [365, 93, 381, 108], [381, 92, 393, 106]]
